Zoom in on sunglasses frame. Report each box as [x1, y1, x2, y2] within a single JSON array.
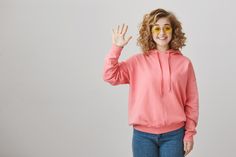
[[150, 24, 173, 35]]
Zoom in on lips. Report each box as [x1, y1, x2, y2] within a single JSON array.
[[158, 37, 167, 40]]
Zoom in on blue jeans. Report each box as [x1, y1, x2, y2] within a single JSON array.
[[132, 126, 185, 157]]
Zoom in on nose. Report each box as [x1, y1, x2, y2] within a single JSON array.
[[159, 28, 165, 36]]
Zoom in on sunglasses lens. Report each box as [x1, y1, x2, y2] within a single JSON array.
[[164, 26, 172, 33], [152, 26, 172, 34], [152, 26, 160, 34]]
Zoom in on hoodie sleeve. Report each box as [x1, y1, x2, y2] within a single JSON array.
[[103, 44, 131, 85], [183, 61, 199, 142]]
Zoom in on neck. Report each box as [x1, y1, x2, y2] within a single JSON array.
[[156, 45, 170, 53]]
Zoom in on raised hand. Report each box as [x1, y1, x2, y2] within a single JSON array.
[[112, 23, 132, 47]]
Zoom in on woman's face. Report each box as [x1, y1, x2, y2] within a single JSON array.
[[151, 17, 172, 48]]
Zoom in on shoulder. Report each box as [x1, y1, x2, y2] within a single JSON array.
[[172, 50, 196, 71], [179, 54, 197, 72], [179, 54, 192, 63], [175, 50, 193, 64]]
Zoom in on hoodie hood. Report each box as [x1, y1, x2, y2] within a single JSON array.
[[150, 49, 183, 96]]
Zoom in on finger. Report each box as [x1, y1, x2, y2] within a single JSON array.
[[185, 149, 191, 155], [121, 24, 128, 35], [187, 142, 192, 152], [187, 146, 192, 154], [112, 28, 115, 38], [187, 145, 191, 151], [184, 150, 189, 156], [112, 32, 114, 43], [184, 149, 187, 156], [184, 141, 187, 153], [117, 25, 120, 34], [126, 35, 132, 43], [120, 23, 125, 34], [124, 36, 132, 45]]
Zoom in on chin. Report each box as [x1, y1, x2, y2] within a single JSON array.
[[155, 42, 169, 47]]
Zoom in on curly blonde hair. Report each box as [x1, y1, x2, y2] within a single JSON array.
[[137, 8, 187, 55]]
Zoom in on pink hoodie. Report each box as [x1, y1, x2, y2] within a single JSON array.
[[103, 44, 199, 142]]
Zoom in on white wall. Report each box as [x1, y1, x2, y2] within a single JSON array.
[[0, 0, 235, 157]]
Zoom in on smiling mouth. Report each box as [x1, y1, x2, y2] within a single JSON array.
[[158, 37, 167, 40]]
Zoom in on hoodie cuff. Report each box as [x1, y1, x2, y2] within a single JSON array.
[[107, 44, 123, 58], [183, 134, 194, 142]]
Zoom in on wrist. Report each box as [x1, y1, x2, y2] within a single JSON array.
[[113, 43, 124, 48]]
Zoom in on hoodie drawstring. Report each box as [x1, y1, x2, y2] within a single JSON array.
[[168, 52, 172, 92], [156, 51, 172, 96], [157, 52, 163, 96]]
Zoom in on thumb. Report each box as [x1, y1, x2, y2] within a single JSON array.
[[125, 36, 132, 44]]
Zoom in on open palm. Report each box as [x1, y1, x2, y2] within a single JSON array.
[[112, 23, 132, 47]]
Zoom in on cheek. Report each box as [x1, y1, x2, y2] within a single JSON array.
[[166, 34, 172, 42], [152, 33, 157, 38], [152, 34, 158, 41]]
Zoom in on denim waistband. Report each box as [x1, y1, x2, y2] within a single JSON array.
[[133, 125, 185, 136]]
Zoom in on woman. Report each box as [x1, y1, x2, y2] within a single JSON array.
[[103, 8, 199, 157]]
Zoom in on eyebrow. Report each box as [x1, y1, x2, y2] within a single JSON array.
[[153, 24, 171, 26]]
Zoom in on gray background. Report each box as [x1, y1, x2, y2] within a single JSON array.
[[0, 0, 235, 157]]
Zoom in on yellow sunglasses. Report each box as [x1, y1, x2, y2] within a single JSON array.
[[151, 25, 172, 35]]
